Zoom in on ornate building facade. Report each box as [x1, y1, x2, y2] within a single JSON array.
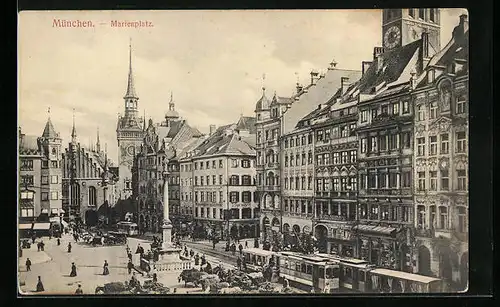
[[116, 43, 146, 200], [61, 120, 117, 225], [18, 114, 64, 223], [412, 14, 468, 291]]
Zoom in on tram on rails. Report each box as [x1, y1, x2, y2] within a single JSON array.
[[277, 251, 340, 293], [241, 248, 278, 272]]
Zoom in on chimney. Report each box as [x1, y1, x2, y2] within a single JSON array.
[[317, 104, 322, 110], [209, 125, 216, 136], [453, 14, 469, 39], [310, 70, 319, 85], [341, 77, 350, 94], [328, 60, 338, 70], [373, 47, 384, 60], [362, 61, 372, 75], [296, 83, 303, 94]]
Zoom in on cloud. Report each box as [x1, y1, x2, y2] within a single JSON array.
[[18, 9, 466, 162]]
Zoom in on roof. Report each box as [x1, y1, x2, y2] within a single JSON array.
[[270, 94, 292, 106], [282, 68, 362, 134], [41, 118, 59, 138], [19, 134, 41, 155], [370, 268, 441, 284], [236, 116, 257, 134], [242, 248, 276, 257], [255, 88, 271, 111]]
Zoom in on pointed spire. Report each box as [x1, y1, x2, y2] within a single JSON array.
[[169, 91, 175, 111], [42, 106, 58, 138], [143, 109, 146, 131], [96, 126, 101, 153], [104, 143, 109, 171], [124, 38, 138, 99], [71, 108, 77, 142]]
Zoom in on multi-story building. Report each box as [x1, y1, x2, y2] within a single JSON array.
[[279, 66, 362, 249], [18, 114, 64, 225], [61, 119, 117, 225], [255, 89, 292, 242], [116, 43, 146, 200], [355, 8, 441, 271], [135, 97, 203, 234], [412, 14, 468, 290], [185, 116, 258, 240]]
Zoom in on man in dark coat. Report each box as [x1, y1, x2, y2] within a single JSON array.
[[238, 244, 243, 256], [57, 238, 60, 246], [194, 253, 200, 265], [25, 258, 32, 271], [67, 242, 72, 253], [201, 254, 206, 266], [36, 276, 44, 292], [231, 243, 236, 256], [75, 284, 83, 294], [236, 257, 242, 271], [70, 262, 77, 277], [245, 241, 248, 249], [40, 240, 45, 251], [103, 260, 109, 275], [127, 260, 134, 274]]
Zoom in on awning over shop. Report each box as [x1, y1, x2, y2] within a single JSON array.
[[354, 224, 398, 236], [19, 223, 33, 230], [33, 223, 51, 230]]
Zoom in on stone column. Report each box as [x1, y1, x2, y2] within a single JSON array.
[[162, 167, 173, 250]]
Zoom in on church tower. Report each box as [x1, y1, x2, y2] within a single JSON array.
[[116, 40, 146, 200], [39, 108, 63, 216], [382, 9, 440, 56]]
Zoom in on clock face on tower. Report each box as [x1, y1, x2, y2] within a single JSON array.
[[384, 26, 401, 49], [127, 145, 135, 156]]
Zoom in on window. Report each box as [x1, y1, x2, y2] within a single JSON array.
[[333, 178, 340, 191], [296, 154, 300, 166], [441, 170, 449, 190], [417, 137, 425, 156], [200, 176, 204, 186], [242, 175, 251, 185], [21, 175, 34, 187], [242, 191, 251, 203], [51, 161, 58, 168], [242, 160, 251, 168], [212, 160, 216, 168], [456, 131, 467, 153], [201, 192, 205, 202], [206, 161, 210, 169], [20, 159, 34, 171], [378, 135, 387, 151], [370, 137, 378, 153], [409, 8, 415, 18], [284, 156, 289, 167], [456, 95, 466, 114], [439, 206, 448, 229], [301, 177, 306, 190], [389, 172, 397, 188], [341, 126, 348, 138], [392, 103, 399, 115], [290, 138, 295, 147], [308, 134, 313, 144], [403, 132, 411, 149], [341, 151, 348, 164], [325, 129, 331, 140], [317, 130, 324, 142], [349, 123, 356, 136], [402, 101, 410, 114], [429, 9, 435, 22], [349, 176, 357, 191], [200, 162, 204, 170], [440, 134, 449, 154], [457, 206, 467, 232], [41, 176, 49, 185], [361, 138, 367, 153], [195, 192, 199, 202], [219, 191, 223, 203], [42, 161, 48, 168], [360, 110, 368, 123], [301, 153, 306, 165], [418, 172, 426, 191], [206, 175, 210, 185], [429, 102, 437, 119], [457, 169, 467, 190], [20, 208, 34, 217], [41, 192, 48, 201], [333, 152, 339, 165], [284, 178, 289, 189], [51, 191, 59, 200], [389, 134, 398, 150], [308, 176, 312, 190], [284, 139, 289, 148], [430, 171, 437, 191], [290, 155, 294, 166], [350, 150, 357, 163], [324, 153, 330, 165], [50, 175, 58, 184], [20, 191, 35, 200], [429, 135, 437, 155], [230, 175, 239, 185], [419, 8, 425, 19], [379, 172, 387, 188], [308, 151, 313, 164], [332, 127, 339, 138], [417, 105, 425, 121], [219, 160, 223, 168], [371, 109, 378, 119], [231, 159, 239, 168], [402, 171, 411, 188], [230, 192, 239, 203], [194, 162, 198, 170], [88, 186, 97, 206]]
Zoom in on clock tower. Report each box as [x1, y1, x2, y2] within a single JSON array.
[[116, 40, 145, 200], [382, 9, 440, 55]]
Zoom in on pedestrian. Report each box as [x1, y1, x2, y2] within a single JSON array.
[[57, 238, 60, 246], [70, 262, 77, 277], [37, 242, 40, 252], [68, 242, 72, 253], [136, 244, 141, 254], [75, 284, 83, 295], [153, 272, 157, 283], [245, 241, 248, 249], [40, 240, 45, 251], [194, 253, 200, 266], [127, 260, 134, 274], [25, 258, 32, 271], [36, 276, 44, 292], [19, 246, 23, 258], [128, 251, 133, 261], [238, 243, 243, 256], [102, 260, 109, 276], [201, 254, 206, 266], [237, 257, 242, 271], [49, 231, 52, 240], [32, 235, 36, 244]]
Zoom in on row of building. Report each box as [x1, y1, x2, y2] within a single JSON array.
[[255, 9, 468, 290]]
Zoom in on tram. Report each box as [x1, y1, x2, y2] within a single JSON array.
[[115, 221, 139, 236], [366, 268, 444, 293], [241, 248, 277, 272], [316, 254, 374, 292], [278, 251, 340, 293]]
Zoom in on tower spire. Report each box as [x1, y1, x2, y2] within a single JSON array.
[[169, 91, 175, 111], [96, 126, 101, 153], [143, 109, 146, 131], [124, 38, 138, 99], [71, 108, 77, 142]]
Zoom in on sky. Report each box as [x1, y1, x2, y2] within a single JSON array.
[[18, 9, 467, 163]]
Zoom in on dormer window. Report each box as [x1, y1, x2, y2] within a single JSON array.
[[419, 8, 425, 20]]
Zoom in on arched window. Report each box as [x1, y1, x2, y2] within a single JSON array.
[[88, 186, 97, 207]]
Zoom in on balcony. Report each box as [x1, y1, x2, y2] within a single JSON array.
[[264, 185, 281, 192], [261, 207, 280, 213], [364, 189, 403, 196], [314, 214, 354, 223], [266, 162, 279, 169], [282, 211, 313, 219], [315, 191, 357, 199]]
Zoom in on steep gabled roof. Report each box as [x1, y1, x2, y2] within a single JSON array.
[[236, 116, 257, 134], [19, 134, 42, 155]]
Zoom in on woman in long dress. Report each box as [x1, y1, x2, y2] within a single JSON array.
[[70, 262, 77, 277], [36, 276, 45, 292], [102, 260, 109, 275]]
